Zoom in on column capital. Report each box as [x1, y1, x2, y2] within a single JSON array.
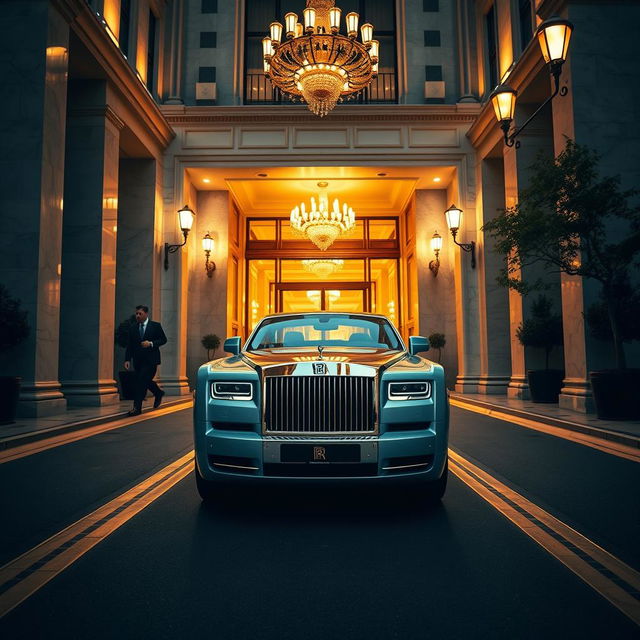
[[67, 105, 126, 130]]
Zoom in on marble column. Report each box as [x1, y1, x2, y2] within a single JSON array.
[[502, 103, 556, 400], [476, 157, 511, 394], [0, 1, 69, 417], [164, 0, 184, 104], [547, 2, 640, 412], [114, 159, 159, 377], [58, 81, 122, 406]]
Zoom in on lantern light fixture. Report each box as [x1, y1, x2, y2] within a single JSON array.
[[444, 204, 475, 269], [164, 205, 195, 271], [428, 231, 443, 277], [202, 232, 216, 277], [490, 16, 573, 148]]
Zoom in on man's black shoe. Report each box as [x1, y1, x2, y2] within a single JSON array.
[[128, 408, 142, 416], [153, 390, 165, 408]]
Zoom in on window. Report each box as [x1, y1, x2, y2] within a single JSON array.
[[425, 65, 442, 81], [424, 30, 441, 47], [146, 10, 157, 93], [423, 0, 439, 10], [119, 0, 131, 57], [201, 0, 218, 13], [519, 0, 533, 51], [199, 67, 216, 83], [200, 32, 217, 48], [485, 5, 498, 91]]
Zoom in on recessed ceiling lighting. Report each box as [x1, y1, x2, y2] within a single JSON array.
[[202, 178, 211, 183], [257, 173, 268, 177], [433, 177, 441, 182], [377, 172, 387, 177]]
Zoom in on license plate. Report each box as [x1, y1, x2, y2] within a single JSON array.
[[280, 444, 360, 463]]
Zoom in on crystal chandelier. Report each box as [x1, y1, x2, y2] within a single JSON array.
[[290, 181, 355, 250], [262, 0, 379, 117], [302, 258, 344, 278]]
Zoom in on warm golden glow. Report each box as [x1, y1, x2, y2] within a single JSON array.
[[329, 7, 341, 32], [285, 12, 298, 37], [102, 0, 120, 41], [345, 11, 359, 37], [490, 85, 517, 122], [430, 231, 443, 253], [444, 204, 463, 232], [302, 258, 344, 278], [369, 39, 379, 63], [537, 18, 573, 65], [177, 205, 195, 232], [290, 182, 356, 250], [360, 23, 373, 45], [202, 233, 214, 253], [303, 7, 316, 31], [270, 21, 283, 43], [262, 37, 273, 60]]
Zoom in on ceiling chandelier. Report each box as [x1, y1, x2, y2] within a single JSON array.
[[262, 0, 379, 117], [290, 181, 355, 251], [302, 258, 344, 278]]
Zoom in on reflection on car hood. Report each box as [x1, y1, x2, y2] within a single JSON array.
[[242, 347, 405, 370]]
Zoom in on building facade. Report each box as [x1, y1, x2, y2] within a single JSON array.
[[1, 0, 638, 418]]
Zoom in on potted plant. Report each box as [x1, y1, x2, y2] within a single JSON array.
[[483, 140, 640, 419], [0, 284, 29, 424], [515, 295, 564, 403], [115, 314, 137, 400], [201, 334, 221, 361], [428, 333, 446, 363]]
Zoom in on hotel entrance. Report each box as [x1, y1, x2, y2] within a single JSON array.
[[245, 217, 401, 332]]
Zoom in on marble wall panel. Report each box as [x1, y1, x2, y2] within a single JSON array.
[[184, 129, 234, 148], [354, 128, 403, 148]]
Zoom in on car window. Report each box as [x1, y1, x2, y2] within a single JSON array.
[[248, 314, 402, 351]]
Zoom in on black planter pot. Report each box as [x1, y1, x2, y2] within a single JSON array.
[[590, 369, 640, 420], [527, 369, 564, 403], [118, 370, 138, 401], [0, 376, 21, 425]]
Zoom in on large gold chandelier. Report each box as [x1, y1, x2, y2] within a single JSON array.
[[302, 258, 344, 278], [290, 181, 355, 250], [262, 0, 379, 117]]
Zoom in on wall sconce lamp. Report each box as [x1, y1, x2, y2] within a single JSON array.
[[428, 231, 442, 277], [164, 205, 195, 270], [202, 232, 216, 277], [445, 204, 475, 269], [490, 17, 573, 148]]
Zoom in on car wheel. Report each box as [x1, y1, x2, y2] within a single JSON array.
[[195, 467, 221, 503], [424, 459, 448, 503]]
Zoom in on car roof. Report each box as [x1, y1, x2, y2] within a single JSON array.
[[259, 311, 391, 321]]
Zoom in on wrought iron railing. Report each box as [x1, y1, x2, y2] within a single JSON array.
[[244, 72, 397, 105]]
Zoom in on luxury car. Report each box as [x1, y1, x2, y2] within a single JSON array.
[[193, 312, 449, 501]]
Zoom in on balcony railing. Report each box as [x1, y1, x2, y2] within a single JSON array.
[[244, 72, 397, 105]]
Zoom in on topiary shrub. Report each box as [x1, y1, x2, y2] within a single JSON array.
[[0, 284, 29, 353], [515, 295, 563, 369], [202, 333, 221, 360], [428, 332, 446, 362]]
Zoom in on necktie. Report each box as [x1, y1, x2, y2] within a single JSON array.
[[139, 323, 144, 339]]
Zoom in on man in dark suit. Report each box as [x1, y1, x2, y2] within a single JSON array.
[[124, 305, 167, 416]]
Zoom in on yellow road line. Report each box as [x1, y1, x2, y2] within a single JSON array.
[[449, 449, 640, 626], [0, 450, 194, 619], [450, 398, 640, 463], [0, 401, 193, 465]]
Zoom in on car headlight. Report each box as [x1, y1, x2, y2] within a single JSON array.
[[388, 381, 431, 400], [211, 381, 253, 401]]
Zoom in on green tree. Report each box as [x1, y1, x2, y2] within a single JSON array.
[[515, 295, 563, 370], [201, 334, 221, 360], [0, 284, 29, 352], [483, 140, 640, 370]]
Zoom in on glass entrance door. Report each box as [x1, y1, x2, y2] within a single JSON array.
[[278, 283, 368, 313]]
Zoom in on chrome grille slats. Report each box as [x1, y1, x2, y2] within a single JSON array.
[[264, 376, 376, 434]]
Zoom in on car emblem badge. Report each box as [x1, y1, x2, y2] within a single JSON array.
[[317, 345, 324, 360], [313, 446, 327, 461], [313, 362, 327, 375]]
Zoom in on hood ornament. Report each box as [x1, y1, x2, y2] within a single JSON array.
[[317, 345, 324, 361]]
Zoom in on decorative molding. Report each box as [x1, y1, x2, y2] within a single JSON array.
[[67, 106, 126, 130]]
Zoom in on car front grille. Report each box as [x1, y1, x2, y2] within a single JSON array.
[[264, 376, 376, 434]]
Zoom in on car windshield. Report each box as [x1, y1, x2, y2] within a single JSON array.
[[247, 314, 402, 351]]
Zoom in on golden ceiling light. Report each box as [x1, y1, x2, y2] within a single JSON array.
[[263, 0, 378, 117], [302, 258, 344, 278], [290, 181, 356, 251]]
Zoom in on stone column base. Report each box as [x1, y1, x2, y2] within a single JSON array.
[[454, 376, 480, 393], [159, 376, 192, 396], [507, 375, 530, 400], [559, 378, 594, 414], [17, 381, 67, 418], [61, 380, 120, 406], [476, 375, 510, 395]]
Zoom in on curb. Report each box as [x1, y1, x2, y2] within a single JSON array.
[[0, 398, 193, 452], [449, 392, 640, 450]]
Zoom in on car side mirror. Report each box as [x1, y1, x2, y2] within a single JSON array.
[[224, 336, 242, 355], [409, 336, 429, 355]]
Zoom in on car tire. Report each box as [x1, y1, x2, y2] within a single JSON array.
[[424, 459, 448, 503], [195, 467, 221, 503]]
